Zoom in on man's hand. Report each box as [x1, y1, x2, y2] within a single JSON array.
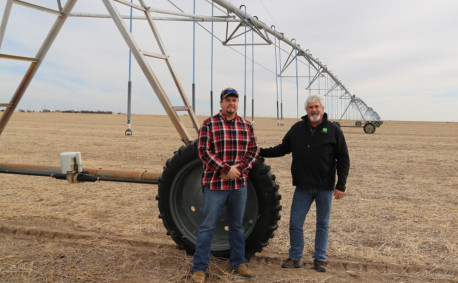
[[221, 165, 241, 180], [334, 189, 345, 199]]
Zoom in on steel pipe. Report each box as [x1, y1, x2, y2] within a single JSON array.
[[212, 0, 349, 95], [0, 163, 160, 184]]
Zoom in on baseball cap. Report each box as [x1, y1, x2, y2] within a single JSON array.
[[220, 88, 239, 100]]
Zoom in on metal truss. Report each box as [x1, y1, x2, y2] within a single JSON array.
[[0, 0, 199, 143], [1, 0, 382, 137], [212, 0, 382, 128]]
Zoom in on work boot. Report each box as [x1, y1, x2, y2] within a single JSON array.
[[313, 259, 327, 272], [235, 264, 254, 277], [281, 257, 303, 268], [191, 271, 206, 283]]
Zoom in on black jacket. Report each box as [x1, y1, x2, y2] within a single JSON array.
[[260, 113, 350, 191]]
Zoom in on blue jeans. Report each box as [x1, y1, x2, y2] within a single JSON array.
[[289, 187, 333, 262], [192, 186, 247, 272]]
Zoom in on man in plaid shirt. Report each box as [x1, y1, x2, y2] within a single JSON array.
[[191, 87, 259, 283]]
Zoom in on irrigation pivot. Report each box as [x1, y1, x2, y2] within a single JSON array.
[[0, 0, 381, 259], [0, 0, 282, 259]]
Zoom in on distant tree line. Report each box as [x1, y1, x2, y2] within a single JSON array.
[[12, 109, 115, 114]]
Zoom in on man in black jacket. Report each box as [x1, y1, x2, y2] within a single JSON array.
[[260, 94, 350, 272]]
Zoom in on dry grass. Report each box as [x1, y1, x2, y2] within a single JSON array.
[[0, 112, 457, 282]]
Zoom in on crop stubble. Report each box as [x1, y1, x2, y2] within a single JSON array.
[[0, 112, 456, 282]]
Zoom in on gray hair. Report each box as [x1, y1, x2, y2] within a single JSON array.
[[304, 94, 325, 110]]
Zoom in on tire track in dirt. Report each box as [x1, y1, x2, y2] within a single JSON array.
[[254, 253, 456, 282], [0, 220, 170, 250], [1, 219, 456, 282], [0, 219, 189, 282]]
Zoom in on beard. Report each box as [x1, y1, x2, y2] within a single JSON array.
[[225, 107, 236, 115], [309, 113, 321, 122]]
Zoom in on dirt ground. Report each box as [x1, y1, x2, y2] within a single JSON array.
[[0, 112, 457, 282]]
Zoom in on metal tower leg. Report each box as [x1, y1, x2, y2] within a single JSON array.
[[102, 0, 199, 144], [0, 0, 78, 136]]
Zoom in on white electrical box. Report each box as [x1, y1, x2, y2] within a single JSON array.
[[60, 152, 83, 174]]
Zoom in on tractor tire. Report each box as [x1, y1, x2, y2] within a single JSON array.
[[363, 122, 376, 134], [157, 140, 281, 260]]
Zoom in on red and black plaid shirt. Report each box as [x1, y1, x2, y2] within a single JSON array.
[[198, 111, 259, 190]]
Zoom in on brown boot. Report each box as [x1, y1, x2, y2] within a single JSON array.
[[281, 257, 303, 268], [235, 264, 254, 277], [191, 271, 206, 283], [313, 259, 327, 272]]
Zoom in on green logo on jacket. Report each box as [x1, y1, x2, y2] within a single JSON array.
[[322, 128, 328, 133]]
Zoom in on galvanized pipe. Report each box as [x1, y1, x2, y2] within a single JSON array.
[[0, 163, 160, 184], [0, 0, 13, 48], [12, 0, 237, 22], [0, 0, 78, 136], [212, 0, 349, 95]]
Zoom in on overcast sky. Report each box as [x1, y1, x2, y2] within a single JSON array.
[[1, 0, 457, 122]]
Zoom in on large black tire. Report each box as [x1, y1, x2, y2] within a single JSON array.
[[363, 122, 376, 134], [157, 140, 281, 260]]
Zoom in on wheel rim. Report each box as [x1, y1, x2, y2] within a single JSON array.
[[364, 123, 375, 133], [169, 159, 259, 252]]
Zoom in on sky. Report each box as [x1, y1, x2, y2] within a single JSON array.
[[1, 0, 457, 122]]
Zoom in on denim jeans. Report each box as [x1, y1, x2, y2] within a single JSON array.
[[289, 187, 333, 262], [192, 186, 247, 272]]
